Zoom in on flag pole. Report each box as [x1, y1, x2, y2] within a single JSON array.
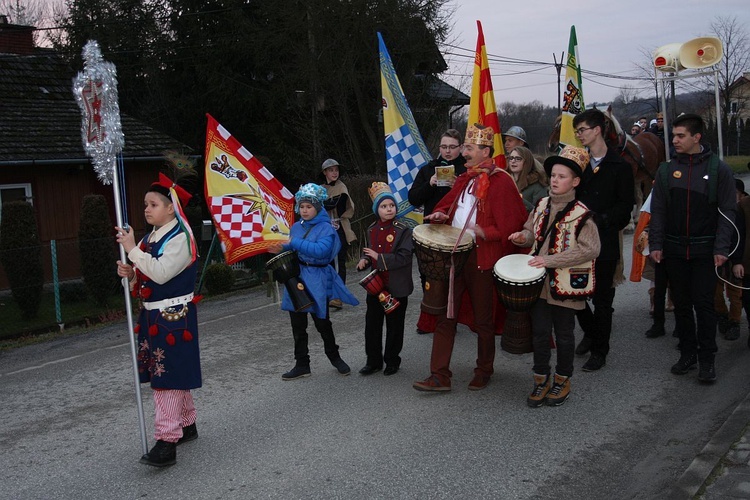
[[73, 40, 148, 455], [112, 158, 149, 454]]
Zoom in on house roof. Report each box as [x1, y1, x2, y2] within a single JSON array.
[[0, 52, 190, 164], [419, 75, 470, 105]]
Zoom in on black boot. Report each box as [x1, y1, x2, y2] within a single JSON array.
[[177, 423, 198, 445], [645, 323, 666, 338], [282, 365, 311, 380], [140, 440, 176, 467], [575, 337, 593, 355]]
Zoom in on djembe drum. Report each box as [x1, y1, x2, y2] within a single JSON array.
[[265, 251, 315, 312], [358, 269, 399, 314], [492, 254, 545, 354], [412, 224, 474, 315]]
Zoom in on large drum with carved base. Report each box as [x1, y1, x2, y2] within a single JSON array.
[[492, 254, 545, 354], [412, 224, 474, 315]]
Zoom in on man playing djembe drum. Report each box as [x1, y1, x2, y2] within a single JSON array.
[[413, 124, 527, 392]]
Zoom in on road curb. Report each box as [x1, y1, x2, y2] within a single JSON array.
[[670, 389, 750, 499]]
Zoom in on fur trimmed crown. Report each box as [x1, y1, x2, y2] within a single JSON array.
[[368, 182, 392, 202], [465, 123, 494, 146]]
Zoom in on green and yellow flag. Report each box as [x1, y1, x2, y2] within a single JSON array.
[[559, 26, 585, 148]]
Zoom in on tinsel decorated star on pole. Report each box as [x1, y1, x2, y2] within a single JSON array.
[[73, 40, 148, 454]]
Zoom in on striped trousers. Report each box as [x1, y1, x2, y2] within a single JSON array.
[[153, 389, 196, 443]]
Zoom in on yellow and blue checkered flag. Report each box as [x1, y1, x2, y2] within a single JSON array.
[[379, 32, 431, 225]]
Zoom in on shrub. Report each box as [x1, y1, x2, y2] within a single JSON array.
[[203, 262, 235, 295], [79, 195, 118, 307], [59, 281, 88, 304], [0, 201, 44, 319]]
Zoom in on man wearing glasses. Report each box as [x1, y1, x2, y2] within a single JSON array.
[[409, 129, 467, 217], [408, 129, 468, 334], [571, 109, 635, 372]]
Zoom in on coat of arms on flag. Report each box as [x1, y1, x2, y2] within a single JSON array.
[[559, 25, 585, 149], [204, 114, 294, 264]]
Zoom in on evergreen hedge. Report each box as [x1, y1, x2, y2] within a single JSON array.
[[78, 194, 118, 307], [0, 201, 44, 319]]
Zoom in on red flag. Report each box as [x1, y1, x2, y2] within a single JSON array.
[[468, 20, 505, 169], [204, 114, 295, 264]]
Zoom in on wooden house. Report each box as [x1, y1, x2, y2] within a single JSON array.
[[0, 20, 192, 289]]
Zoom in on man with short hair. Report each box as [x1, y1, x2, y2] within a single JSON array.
[[571, 109, 634, 372], [639, 116, 648, 131], [648, 113, 735, 382], [649, 113, 665, 140]]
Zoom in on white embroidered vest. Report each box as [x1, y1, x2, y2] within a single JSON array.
[[531, 198, 595, 300]]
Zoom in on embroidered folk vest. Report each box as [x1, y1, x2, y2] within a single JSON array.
[[531, 197, 595, 300]]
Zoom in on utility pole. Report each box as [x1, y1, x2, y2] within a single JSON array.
[[553, 52, 564, 115]]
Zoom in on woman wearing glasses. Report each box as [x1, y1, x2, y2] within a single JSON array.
[[507, 146, 549, 212], [408, 129, 467, 334]]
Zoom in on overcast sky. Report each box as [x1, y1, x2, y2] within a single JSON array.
[[442, 0, 749, 108]]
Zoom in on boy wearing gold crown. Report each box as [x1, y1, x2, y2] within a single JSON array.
[[115, 168, 201, 468], [413, 124, 527, 392], [509, 146, 600, 407], [356, 182, 414, 376]]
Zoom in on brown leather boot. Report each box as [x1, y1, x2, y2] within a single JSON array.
[[546, 373, 571, 406], [527, 373, 551, 408]]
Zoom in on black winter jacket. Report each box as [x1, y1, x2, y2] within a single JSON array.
[[649, 146, 736, 259], [408, 155, 467, 216], [576, 148, 635, 261]]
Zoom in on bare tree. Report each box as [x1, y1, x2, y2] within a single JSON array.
[[710, 15, 750, 121], [0, 0, 64, 46]]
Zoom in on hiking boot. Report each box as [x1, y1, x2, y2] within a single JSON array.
[[717, 314, 729, 334], [725, 321, 740, 341], [329, 299, 343, 310], [582, 354, 605, 372], [412, 375, 451, 392], [282, 365, 311, 380], [331, 357, 351, 376], [177, 423, 198, 445], [575, 337, 593, 356], [546, 374, 571, 406], [670, 353, 697, 375], [140, 440, 176, 467], [645, 324, 666, 338], [698, 361, 716, 383], [527, 373, 550, 408]]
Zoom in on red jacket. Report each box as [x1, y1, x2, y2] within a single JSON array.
[[432, 166, 527, 270]]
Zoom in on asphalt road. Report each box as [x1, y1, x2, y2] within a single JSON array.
[[2, 231, 750, 500]]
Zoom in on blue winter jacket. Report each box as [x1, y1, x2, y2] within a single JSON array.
[[281, 209, 358, 317]]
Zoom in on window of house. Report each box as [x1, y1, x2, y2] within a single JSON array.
[[731, 101, 739, 114], [0, 183, 33, 223]]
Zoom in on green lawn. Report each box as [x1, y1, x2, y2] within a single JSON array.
[[724, 155, 750, 174]]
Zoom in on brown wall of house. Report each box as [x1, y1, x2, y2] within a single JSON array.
[[0, 161, 162, 289]]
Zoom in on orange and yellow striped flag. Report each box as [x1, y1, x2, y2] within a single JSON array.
[[467, 20, 505, 169]]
